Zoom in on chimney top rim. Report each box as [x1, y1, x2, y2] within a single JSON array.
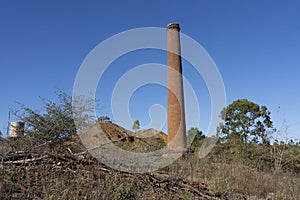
[[167, 23, 180, 30]]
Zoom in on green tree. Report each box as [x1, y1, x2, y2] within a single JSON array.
[[187, 127, 205, 151], [132, 120, 140, 132], [98, 115, 111, 123], [218, 99, 273, 146], [13, 90, 100, 141]]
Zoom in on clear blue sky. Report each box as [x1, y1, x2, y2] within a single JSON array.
[[1, 0, 299, 141]]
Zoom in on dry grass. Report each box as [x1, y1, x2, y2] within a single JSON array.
[[1, 123, 299, 199], [166, 152, 300, 199]]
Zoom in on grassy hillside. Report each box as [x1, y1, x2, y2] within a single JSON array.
[[0, 122, 299, 199]]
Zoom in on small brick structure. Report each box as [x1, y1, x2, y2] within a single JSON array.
[[167, 23, 186, 150]]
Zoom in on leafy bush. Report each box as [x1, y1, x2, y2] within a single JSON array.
[[13, 90, 100, 142]]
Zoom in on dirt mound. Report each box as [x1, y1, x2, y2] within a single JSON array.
[[79, 122, 167, 153], [0, 123, 221, 200]]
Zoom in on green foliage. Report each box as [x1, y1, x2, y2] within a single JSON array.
[[218, 99, 274, 147], [271, 140, 300, 172], [14, 91, 75, 140], [187, 127, 205, 151], [98, 115, 111, 123], [132, 120, 140, 132], [116, 185, 135, 200], [13, 90, 99, 141], [3, 95, 298, 199]]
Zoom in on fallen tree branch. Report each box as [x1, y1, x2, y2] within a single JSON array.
[[4, 155, 49, 164], [149, 172, 220, 200]]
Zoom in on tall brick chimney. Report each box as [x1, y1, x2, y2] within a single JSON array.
[[167, 23, 186, 150]]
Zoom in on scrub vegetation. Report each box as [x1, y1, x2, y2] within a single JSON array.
[[0, 92, 299, 199]]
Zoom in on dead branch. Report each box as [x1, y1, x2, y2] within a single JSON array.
[[149, 172, 220, 200], [4, 155, 49, 164]]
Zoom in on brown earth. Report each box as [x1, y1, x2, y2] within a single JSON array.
[[0, 122, 298, 199]]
